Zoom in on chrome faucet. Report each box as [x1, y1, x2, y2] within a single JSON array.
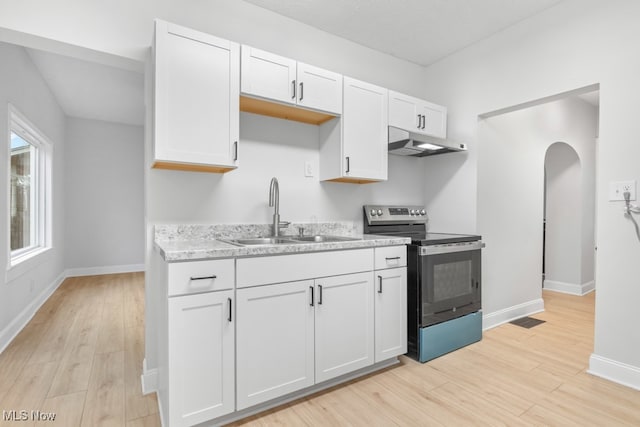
[[269, 177, 290, 236]]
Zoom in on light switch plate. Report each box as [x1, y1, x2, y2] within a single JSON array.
[[304, 161, 314, 177], [609, 180, 636, 201]]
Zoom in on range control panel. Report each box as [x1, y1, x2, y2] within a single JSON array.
[[364, 205, 427, 225]]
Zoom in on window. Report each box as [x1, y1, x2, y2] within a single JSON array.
[[8, 105, 52, 267]]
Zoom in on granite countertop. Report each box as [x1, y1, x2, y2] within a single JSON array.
[[154, 223, 410, 262]]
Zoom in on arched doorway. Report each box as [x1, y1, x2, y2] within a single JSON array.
[[543, 142, 595, 294]]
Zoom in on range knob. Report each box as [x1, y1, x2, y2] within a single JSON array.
[[420, 209, 426, 216], [377, 209, 383, 216], [410, 209, 416, 215], [370, 209, 377, 216]]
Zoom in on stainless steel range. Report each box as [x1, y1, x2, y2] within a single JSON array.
[[363, 205, 484, 362]]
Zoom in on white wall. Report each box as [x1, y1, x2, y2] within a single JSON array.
[[476, 97, 597, 326], [149, 113, 425, 227], [545, 141, 595, 293], [64, 117, 144, 274], [422, 0, 640, 386], [0, 42, 66, 350]]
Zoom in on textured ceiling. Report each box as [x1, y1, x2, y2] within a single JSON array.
[[243, 0, 565, 66]]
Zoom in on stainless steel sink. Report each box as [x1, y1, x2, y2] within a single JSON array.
[[291, 235, 360, 243], [224, 237, 301, 246]]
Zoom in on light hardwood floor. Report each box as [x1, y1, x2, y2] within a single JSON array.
[[2, 274, 640, 426]]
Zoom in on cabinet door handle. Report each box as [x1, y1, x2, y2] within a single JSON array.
[[292, 80, 296, 99], [227, 298, 232, 322], [318, 285, 323, 305], [345, 156, 350, 173], [189, 275, 217, 281], [233, 141, 238, 161], [417, 114, 421, 129], [310, 286, 314, 306], [378, 275, 383, 293], [421, 114, 426, 130], [299, 82, 304, 101]]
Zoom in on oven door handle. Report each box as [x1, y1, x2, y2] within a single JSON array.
[[419, 241, 485, 255]]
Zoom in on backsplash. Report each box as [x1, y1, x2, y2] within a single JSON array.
[[154, 221, 358, 241]]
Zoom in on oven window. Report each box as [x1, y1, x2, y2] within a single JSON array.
[[433, 260, 473, 300]]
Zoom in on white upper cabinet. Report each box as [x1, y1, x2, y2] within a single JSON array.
[[153, 20, 239, 173], [319, 77, 388, 183], [241, 45, 342, 115], [388, 90, 447, 139]]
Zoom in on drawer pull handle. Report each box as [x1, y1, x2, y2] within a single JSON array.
[[190, 275, 217, 281], [385, 257, 401, 261]]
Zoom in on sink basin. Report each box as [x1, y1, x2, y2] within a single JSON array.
[[224, 237, 301, 246], [291, 235, 360, 243]]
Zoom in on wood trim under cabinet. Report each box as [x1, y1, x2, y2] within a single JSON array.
[[325, 177, 381, 184], [153, 161, 237, 174], [240, 96, 336, 125]]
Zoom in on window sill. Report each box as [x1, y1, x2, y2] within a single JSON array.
[[7, 247, 54, 283]]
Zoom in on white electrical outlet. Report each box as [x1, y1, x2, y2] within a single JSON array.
[[609, 180, 636, 201], [304, 161, 314, 177]]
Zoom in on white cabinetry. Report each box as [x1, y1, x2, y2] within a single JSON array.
[[315, 272, 374, 382], [235, 250, 375, 408], [320, 77, 388, 183], [388, 90, 447, 139], [163, 257, 236, 427], [168, 291, 234, 426], [374, 246, 408, 362], [241, 45, 342, 114], [153, 20, 239, 173], [236, 280, 315, 410]]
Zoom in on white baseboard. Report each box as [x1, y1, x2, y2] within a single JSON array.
[[0, 271, 66, 354], [544, 279, 595, 296], [141, 358, 158, 394], [482, 298, 545, 330], [66, 263, 145, 277], [589, 353, 640, 391]]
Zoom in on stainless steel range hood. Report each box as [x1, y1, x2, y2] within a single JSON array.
[[388, 126, 467, 157]]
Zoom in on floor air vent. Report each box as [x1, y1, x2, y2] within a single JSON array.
[[509, 317, 546, 329]]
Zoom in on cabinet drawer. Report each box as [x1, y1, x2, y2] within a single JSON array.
[[374, 246, 407, 270], [168, 259, 234, 296]]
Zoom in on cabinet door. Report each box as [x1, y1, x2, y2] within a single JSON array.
[[420, 101, 447, 139], [388, 90, 421, 132], [236, 280, 315, 410], [241, 45, 297, 105], [342, 77, 388, 181], [374, 268, 408, 362], [315, 272, 374, 383], [297, 62, 342, 114], [168, 290, 234, 426], [154, 21, 239, 169]]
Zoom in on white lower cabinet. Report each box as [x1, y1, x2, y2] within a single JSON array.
[[374, 268, 408, 362], [236, 280, 315, 410], [315, 272, 374, 382], [236, 272, 375, 408], [168, 290, 235, 426]]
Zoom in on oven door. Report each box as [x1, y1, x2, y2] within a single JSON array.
[[420, 244, 481, 327]]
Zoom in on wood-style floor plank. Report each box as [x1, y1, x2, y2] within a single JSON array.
[[2, 274, 640, 427]]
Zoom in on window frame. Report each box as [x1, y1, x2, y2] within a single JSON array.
[[7, 104, 53, 273]]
